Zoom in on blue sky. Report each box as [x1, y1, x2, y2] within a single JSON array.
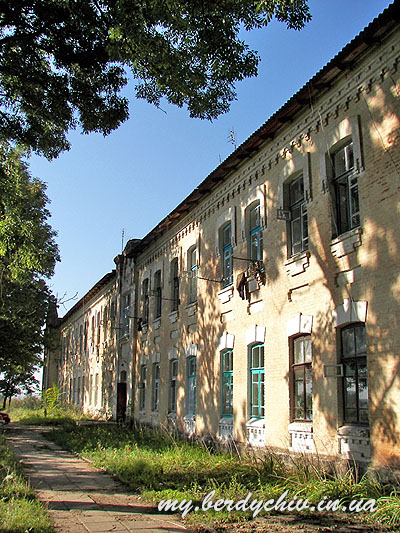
[[28, 0, 391, 316]]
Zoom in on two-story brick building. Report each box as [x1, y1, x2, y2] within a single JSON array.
[[44, 2, 400, 470]]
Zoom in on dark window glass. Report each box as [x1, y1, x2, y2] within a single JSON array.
[[342, 324, 368, 424], [292, 336, 312, 421]]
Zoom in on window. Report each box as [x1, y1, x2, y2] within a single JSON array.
[[121, 294, 131, 336], [81, 376, 85, 405], [189, 247, 197, 304], [152, 363, 160, 411], [186, 356, 196, 415], [94, 373, 99, 406], [77, 376, 80, 404], [249, 203, 263, 261], [169, 359, 178, 413], [222, 224, 233, 287], [89, 375, 93, 406], [341, 324, 368, 424], [103, 305, 108, 338], [222, 350, 233, 417], [142, 279, 149, 325], [333, 141, 360, 236], [79, 325, 83, 355], [154, 270, 162, 318], [97, 311, 101, 345], [83, 321, 88, 354], [171, 259, 179, 311], [250, 344, 264, 418], [292, 336, 312, 421], [139, 364, 147, 411], [289, 176, 308, 256]]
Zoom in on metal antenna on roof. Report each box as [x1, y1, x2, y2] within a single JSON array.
[[121, 228, 125, 252], [228, 128, 237, 150]]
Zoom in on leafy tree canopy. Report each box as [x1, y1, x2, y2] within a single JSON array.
[[0, 144, 60, 397], [0, 0, 311, 158]]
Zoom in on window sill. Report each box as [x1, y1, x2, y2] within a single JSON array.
[[338, 425, 370, 461], [153, 318, 161, 330], [330, 227, 362, 259], [219, 417, 234, 441], [217, 285, 234, 304], [184, 414, 196, 435], [289, 421, 315, 453], [288, 421, 313, 432], [186, 302, 198, 317], [338, 425, 369, 437], [246, 418, 265, 447], [285, 250, 310, 277], [169, 310, 179, 324]]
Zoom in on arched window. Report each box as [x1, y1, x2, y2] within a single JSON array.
[[221, 349, 233, 417], [341, 323, 368, 424], [169, 359, 178, 413], [221, 223, 233, 287], [188, 246, 197, 304], [186, 356, 196, 415], [249, 203, 263, 261], [291, 335, 312, 421], [154, 270, 162, 319], [288, 175, 308, 256], [250, 343, 264, 418], [170, 258, 179, 311]]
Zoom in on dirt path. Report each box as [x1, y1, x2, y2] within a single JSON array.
[[5, 424, 187, 533]]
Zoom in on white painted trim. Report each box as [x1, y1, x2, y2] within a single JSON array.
[[218, 332, 235, 351], [333, 299, 368, 327], [246, 325, 266, 346], [185, 343, 198, 357], [286, 313, 313, 337]]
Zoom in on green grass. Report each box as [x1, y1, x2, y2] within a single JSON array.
[[8, 397, 93, 426], [0, 433, 54, 532], [45, 422, 399, 530]]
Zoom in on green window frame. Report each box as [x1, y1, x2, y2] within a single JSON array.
[[222, 349, 233, 417], [292, 335, 312, 421], [186, 356, 196, 415], [341, 323, 368, 424], [250, 343, 264, 418], [249, 204, 263, 261], [222, 224, 233, 288]]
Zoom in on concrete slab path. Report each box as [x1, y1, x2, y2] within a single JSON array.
[[5, 425, 188, 533]]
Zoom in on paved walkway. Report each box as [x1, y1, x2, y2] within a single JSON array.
[[5, 425, 187, 533]]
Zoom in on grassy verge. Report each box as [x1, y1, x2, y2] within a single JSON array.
[[8, 397, 92, 426], [45, 422, 400, 531], [0, 432, 54, 532]]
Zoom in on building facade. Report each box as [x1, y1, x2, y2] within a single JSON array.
[[44, 3, 400, 471]]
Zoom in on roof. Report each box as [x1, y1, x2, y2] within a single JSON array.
[[59, 270, 116, 324], [128, 0, 400, 256]]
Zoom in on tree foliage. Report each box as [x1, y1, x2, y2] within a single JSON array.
[[0, 0, 311, 158], [0, 144, 59, 403]]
